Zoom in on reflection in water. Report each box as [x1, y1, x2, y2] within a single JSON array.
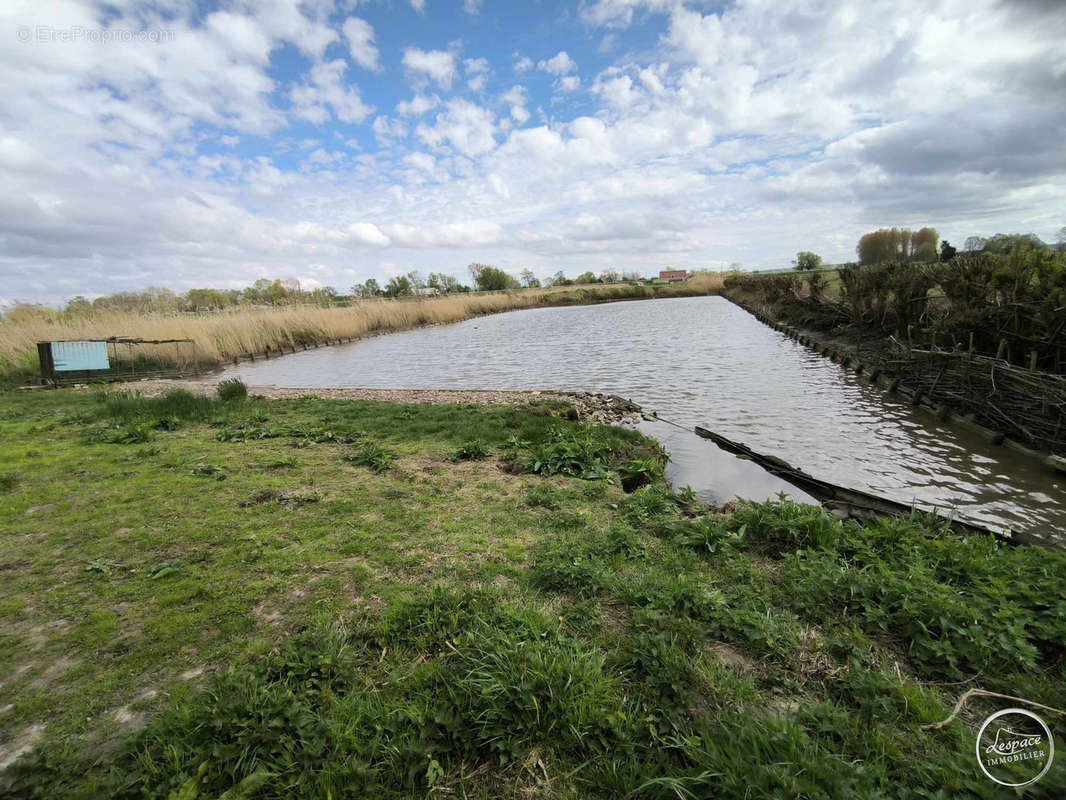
[[214, 296, 1064, 537]]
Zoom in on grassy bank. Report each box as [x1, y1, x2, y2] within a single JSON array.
[[0, 276, 724, 386], [1, 387, 1064, 796]]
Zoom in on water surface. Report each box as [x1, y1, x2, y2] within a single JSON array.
[[214, 296, 1064, 539]]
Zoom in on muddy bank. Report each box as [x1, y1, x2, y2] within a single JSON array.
[[109, 379, 645, 425]]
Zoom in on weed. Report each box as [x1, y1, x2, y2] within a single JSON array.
[[260, 455, 298, 470], [84, 424, 154, 445], [523, 424, 613, 479], [149, 560, 185, 579], [450, 439, 491, 461], [343, 441, 395, 473], [618, 457, 665, 492], [190, 464, 226, 480], [85, 558, 120, 576], [0, 471, 17, 492], [216, 378, 248, 402], [620, 485, 678, 524], [526, 484, 565, 510]]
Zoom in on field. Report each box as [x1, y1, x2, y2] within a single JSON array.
[[1, 387, 1063, 797], [0, 276, 725, 386]]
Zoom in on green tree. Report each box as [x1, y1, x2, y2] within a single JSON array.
[[427, 273, 460, 294], [384, 275, 413, 297], [939, 240, 957, 261], [352, 278, 381, 297], [574, 271, 599, 284], [910, 227, 939, 262], [794, 252, 823, 270], [519, 268, 540, 288], [473, 265, 517, 291], [982, 233, 1049, 255]]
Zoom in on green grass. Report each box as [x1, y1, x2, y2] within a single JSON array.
[[0, 388, 1063, 798]]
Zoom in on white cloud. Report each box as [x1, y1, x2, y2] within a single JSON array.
[[342, 17, 379, 70], [580, 0, 679, 30], [410, 0, 426, 12], [372, 116, 410, 145], [416, 98, 497, 156], [465, 57, 490, 91], [558, 76, 581, 92], [538, 51, 578, 75], [402, 47, 458, 88], [463, 0, 484, 13], [514, 55, 534, 72], [396, 94, 440, 116], [290, 60, 374, 124]]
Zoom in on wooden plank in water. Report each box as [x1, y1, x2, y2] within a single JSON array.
[[693, 425, 1011, 542]]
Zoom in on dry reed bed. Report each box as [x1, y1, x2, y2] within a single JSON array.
[[1, 276, 724, 381]]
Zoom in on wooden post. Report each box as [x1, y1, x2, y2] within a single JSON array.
[[968, 331, 974, 354], [996, 339, 1007, 361], [1029, 350, 1038, 371]]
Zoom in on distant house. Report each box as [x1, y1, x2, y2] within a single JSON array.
[[658, 269, 688, 283]]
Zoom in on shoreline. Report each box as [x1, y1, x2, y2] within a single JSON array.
[[109, 378, 647, 425]]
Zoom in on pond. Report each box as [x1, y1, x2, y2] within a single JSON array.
[[213, 296, 1065, 540]]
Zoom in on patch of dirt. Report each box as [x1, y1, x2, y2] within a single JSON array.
[[238, 489, 320, 510], [709, 641, 759, 672], [24, 504, 56, 515], [25, 619, 69, 650], [179, 666, 205, 680], [0, 723, 46, 770], [251, 602, 284, 626], [31, 655, 79, 688], [600, 604, 630, 635], [793, 625, 839, 679], [491, 574, 513, 590]]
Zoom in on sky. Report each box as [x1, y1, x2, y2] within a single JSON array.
[[1, 0, 1064, 306]]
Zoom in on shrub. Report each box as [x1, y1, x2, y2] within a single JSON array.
[[216, 378, 248, 402], [0, 472, 17, 493]]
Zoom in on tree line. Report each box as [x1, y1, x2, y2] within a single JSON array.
[[792, 225, 1063, 271], [50, 266, 648, 315]]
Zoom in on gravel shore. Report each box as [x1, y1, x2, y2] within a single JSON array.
[[111, 379, 645, 424]]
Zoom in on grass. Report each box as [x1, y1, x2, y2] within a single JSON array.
[[0, 276, 725, 385], [0, 388, 1063, 797]]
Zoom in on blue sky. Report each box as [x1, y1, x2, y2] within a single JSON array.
[[1, 0, 1064, 305]]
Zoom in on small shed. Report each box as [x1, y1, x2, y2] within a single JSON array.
[[37, 337, 201, 385], [658, 269, 689, 283]]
